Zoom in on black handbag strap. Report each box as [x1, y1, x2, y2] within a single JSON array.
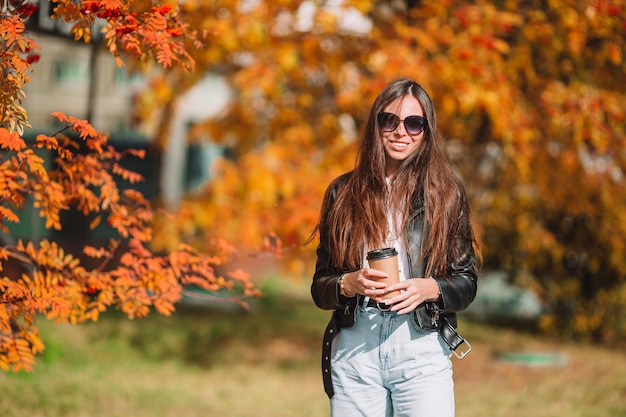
[[440, 317, 472, 359]]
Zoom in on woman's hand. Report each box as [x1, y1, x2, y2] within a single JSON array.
[[379, 278, 441, 315], [341, 269, 389, 298]]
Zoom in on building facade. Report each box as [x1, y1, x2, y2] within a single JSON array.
[[24, 0, 139, 133]]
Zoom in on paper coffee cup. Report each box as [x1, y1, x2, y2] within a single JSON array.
[[366, 247, 400, 299]]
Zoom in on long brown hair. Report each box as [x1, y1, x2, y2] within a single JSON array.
[[314, 78, 477, 278]]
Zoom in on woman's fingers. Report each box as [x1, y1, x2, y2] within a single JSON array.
[[381, 279, 434, 313]]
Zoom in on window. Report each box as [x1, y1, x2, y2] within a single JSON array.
[[51, 58, 89, 90]]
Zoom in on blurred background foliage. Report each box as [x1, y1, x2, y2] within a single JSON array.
[[2, 279, 624, 417], [133, 0, 626, 345]]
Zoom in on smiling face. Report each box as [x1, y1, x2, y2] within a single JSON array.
[[380, 95, 426, 177]]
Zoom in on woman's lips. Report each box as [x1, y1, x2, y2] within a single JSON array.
[[389, 140, 408, 149]]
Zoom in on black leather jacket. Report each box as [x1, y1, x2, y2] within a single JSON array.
[[312, 171, 478, 319], [311, 172, 478, 397]]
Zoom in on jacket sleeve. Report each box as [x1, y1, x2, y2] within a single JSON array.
[[311, 173, 353, 310], [433, 237, 478, 314], [311, 242, 344, 310]]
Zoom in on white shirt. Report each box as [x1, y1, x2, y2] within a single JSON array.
[[362, 178, 410, 282]]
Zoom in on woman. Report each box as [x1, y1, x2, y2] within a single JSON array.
[[310, 78, 479, 417]]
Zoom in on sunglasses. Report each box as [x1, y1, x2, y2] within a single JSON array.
[[377, 112, 427, 135]]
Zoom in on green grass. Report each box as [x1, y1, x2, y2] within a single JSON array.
[[1, 278, 625, 417]]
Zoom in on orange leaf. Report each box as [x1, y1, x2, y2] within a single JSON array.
[[0, 128, 26, 151], [227, 268, 250, 281], [89, 216, 102, 230], [0, 206, 20, 223]]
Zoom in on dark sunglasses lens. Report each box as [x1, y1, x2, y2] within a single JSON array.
[[378, 112, 399, 132], [405, 116, 426, 135]]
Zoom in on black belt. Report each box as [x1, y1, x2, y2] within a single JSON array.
[[366, 298, 394, 312], [365, 299, 471, 358], [322, 301, 472, 399]]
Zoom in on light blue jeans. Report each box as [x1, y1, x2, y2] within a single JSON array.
[[330, 304, 454, 417]]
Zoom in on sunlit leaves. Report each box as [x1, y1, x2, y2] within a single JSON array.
[[0, 116, 259, 370], [0, 0, 267, 371], [0, 13, 38, 135], [133, 0, 626, 343], [50, 0, 198, 69], [0, 128, 26, 151]]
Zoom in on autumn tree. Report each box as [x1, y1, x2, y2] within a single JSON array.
[[137, 0, 626, 344], [0, 0, 260, 372]]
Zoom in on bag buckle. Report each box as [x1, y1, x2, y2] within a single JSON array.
[[452, 339, 472, 359], [439, 317, 472, 359], [376, 302, 393, 312]]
